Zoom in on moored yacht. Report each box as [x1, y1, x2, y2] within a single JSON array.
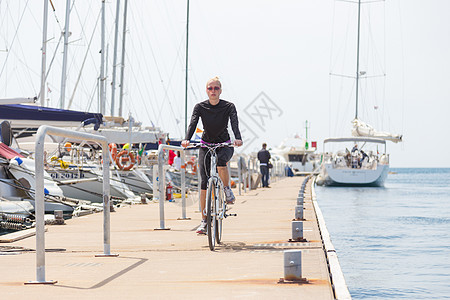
[[316, 137, 389, 187], [271, 136, 320, 175]]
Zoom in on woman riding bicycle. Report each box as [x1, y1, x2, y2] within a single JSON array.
[[181, 77, 243, 234]]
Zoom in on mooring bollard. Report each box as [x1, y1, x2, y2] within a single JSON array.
[[294, 205, 304, 220], [283, 250, 302, 281], [289, 220, 305, 242], [140, 194, 147, 204], [54, 210, 64, 225], [279, 250, 308, 284]]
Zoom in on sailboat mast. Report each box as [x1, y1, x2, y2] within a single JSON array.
[[118, 0, 129, 118], [100, 0, 106, 115], [355, 0, 362, 120], [110, 0, 121, 116], [39, 0, 49, 107], [184, 0, 190, 134], [305, 120, 309, 142], [60, 0, 71, 109]]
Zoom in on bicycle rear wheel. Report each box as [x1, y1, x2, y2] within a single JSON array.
[[206, 179, 216, 250], [215, 183, 224, 244]]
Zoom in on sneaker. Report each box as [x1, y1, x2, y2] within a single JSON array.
[[196, 220, 207, 234], [224, 186, 235, 204]]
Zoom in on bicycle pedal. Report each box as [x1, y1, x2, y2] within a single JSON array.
[[226, 213, 237, 217]]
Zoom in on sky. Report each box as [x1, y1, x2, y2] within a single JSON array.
[[0, 0, 449, 168]]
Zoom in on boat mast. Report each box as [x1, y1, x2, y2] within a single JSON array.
[[184, 0, 190, 134], [39, 0, 49, 107], [305, 120, 309, 142], [305, 120, 310, 150], [100, 0, 106, 115], [355, 0, 362, 120], [60, 0, 71, 109], [110, 0, 121, 116], [118, 0, 129, 118]]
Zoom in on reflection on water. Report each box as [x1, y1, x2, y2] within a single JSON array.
[[316, 168, 450, 300]]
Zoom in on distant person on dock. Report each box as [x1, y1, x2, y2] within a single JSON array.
[[181, 76, 243, 235], [257, 143, 271, 188], [173, 151, 181, 170]]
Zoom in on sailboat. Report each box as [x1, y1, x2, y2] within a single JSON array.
[[317, 0, 402, 187]]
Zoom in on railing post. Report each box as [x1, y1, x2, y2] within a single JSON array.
[[156, 144, 168, 230], [178, 150, 190, 220], [197, 159, 201, 211], [152, 164, 158, 201], [155, 144, 189, 228], [247, 158, 251, 190], [27, 125, 114, 285], [237, 156, 242, 195]]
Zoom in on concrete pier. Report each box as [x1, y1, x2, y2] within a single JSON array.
[[0, 176, 347, 299]]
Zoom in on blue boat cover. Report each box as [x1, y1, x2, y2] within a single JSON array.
[[0, 104, 103, 126]]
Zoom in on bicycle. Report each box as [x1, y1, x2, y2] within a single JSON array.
[[187, 141, 237, 251]]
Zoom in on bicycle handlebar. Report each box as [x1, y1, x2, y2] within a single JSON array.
[[184, 141, 234, 150]]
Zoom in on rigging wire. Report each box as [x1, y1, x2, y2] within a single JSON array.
[[125, 3, 162, 123], [394, 0, 406, 143], [49, 0, 63, 32], [0, 0, 31, 86], [330, 1, 356, 136], [129, 1, 181, 131], [329, 0, 337, 137], [67, 6, 101, 110], [122, 0, 180, 129]]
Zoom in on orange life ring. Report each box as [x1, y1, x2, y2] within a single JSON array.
[[187, 160, 197, 173], [64, 142, 72, 152], [115, 150, 136, 171]]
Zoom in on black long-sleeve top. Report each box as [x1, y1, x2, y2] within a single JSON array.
[[257, 148, 271, 163], [185, 99, 242, 143]]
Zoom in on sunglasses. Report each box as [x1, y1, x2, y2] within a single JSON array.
[[207, 86, 221, 91]]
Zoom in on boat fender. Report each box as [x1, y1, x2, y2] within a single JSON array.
[[109, 143, 118, 162], [14, 157, 23, 165]]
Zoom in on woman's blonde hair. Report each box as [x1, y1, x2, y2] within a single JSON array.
[[206, 76, 221, 88]]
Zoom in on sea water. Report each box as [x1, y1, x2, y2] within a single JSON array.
[[315, 168, 450, 299]]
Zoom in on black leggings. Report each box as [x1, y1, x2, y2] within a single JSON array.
[[198, 146, 234, 190]]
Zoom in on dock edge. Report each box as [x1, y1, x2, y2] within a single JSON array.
[[311, 176, 352, 300]]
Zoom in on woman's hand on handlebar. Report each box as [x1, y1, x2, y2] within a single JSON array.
[[181, 140, 190, 148], [234, 139, 243, 147]]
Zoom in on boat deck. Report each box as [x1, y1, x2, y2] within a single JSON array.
[[0, 177, 346, 299]]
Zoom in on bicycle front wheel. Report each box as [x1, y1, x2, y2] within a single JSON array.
[[206, 179, 216, 251]]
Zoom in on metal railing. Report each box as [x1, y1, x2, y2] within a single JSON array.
[[156, 144, 189, 230], [28, 125, 113, 284], [154, 148, 289, 230]]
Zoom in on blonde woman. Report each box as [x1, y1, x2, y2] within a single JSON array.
[[182, 77, 243, 234]]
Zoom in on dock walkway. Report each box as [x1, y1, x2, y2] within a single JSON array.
[[0, 176, 339, 299]]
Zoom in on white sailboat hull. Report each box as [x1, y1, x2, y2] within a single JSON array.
[[115, 168, 153, 195], [319, 163, 389, 187], [48, 168, 138, 203]]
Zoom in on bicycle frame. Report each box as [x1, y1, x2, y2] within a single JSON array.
[[188, 142, 232, 251]]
